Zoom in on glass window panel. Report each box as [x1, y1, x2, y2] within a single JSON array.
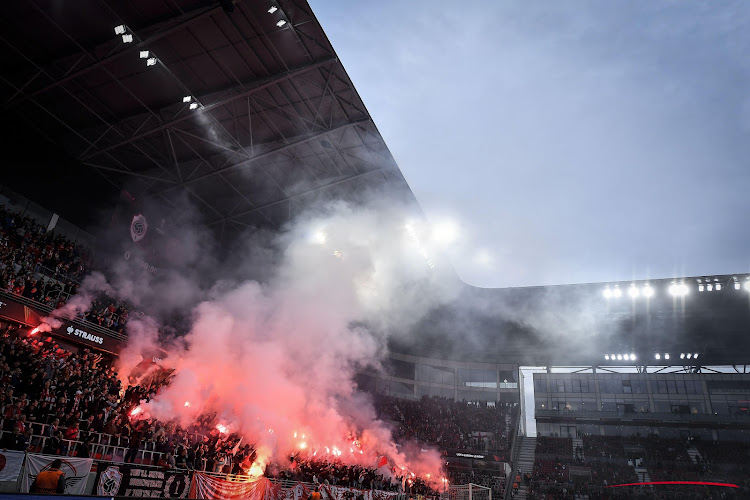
[[534, 378, 547, 393], [416, 364, 430, 382], [667, 381, 677, 394]]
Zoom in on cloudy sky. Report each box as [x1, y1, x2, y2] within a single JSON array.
[[309, 0, 750, 288]]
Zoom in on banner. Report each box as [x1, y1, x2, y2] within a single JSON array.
[[21, 454, 93, 495], [190, 474, 401, 500], [94, 463, 190, 497], [0, 449, 25, 481], [190, 473, 279, 500]]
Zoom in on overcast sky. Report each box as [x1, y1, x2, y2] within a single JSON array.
[[310, 0, 750, 288]]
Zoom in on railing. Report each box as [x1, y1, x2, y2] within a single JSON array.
[[0, 288, 128, 342], [535, 409, 750, 424]]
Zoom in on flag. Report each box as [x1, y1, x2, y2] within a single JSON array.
[[232, 437, 243, 455], [376, 456, 388, 469]]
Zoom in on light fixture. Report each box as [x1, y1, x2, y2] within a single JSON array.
[[630, 354, 636, 361], [745, 281, 750, 291], [664, 353, 670, 360], [613, 287, 622, 298], [680, 353, 685, 359], [655, 353, 661, 360], [189, 102, 199, 110], [698, 284, 704, 292], [122, 34, 133, 43], [643, 285, 654, 297], [716, 284, 722, 291], [114, 25, 126, 35], [629, 285, 639, 298], [694, 353, 699, 359], [735, 282, 741, 290], [183, 96, 192, 103], [707, 284, 713, 292], [276, 20, 287, 27], [669, 283, 689, 297], [686, 353, 692, 359], [603, 288, 612, 299], [604, 355, 610, 360], [616, 354, 623, 360], [268, 6, 278, 13], [146, 57, 157, 66], [139, 50, 149, 59], [610, 354, 616, 360]]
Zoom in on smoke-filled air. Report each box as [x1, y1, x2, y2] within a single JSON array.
[[48, 199, 459, 487]]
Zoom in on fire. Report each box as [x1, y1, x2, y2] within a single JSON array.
[[216, 424, 228, 434], [130, 406, 142, 417], [246, 462, 264, 478], [184, 401, 190, 407], [293, 432, 297, 438], [30, 327, 40, 334], [299, 442, 307, 450]]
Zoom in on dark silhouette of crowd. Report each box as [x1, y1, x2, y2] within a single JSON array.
[[374, 395, 515, 455], [0, 204, 130, 333]]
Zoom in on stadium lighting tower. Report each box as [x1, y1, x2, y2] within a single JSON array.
[[630, 354, 636, 361], [146, 57, 157, 66], [276, 20, 287, 27], [642, 284, 654, 297], [183, 96, 192, 103], [122, 34, 133, 43], [694, 353, 699, 359], [735, 282, 742, 290], [707, 284, 713, 292], [616, 354, 623, 360], [114, 25, 126, 35], [604, 355, 609, 360], [716, 283, 722, 291], [268, 6, 278, 13], [698, 284, 704, 292], [680, 353, 685, 359], [139, 50, 149, 59], [612, 287, 622, 298]]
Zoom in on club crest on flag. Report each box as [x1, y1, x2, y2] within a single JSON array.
[[98, 466, 123, 496], [130, 214, 148, 243]]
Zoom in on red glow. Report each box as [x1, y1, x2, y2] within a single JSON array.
[[216, 424, 228, 434], [30, 327, 40, 334], [130, 406, 142, 417], [605, 481, 738, 489]]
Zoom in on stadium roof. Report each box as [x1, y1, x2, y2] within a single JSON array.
[[0, 0, 417, 237]]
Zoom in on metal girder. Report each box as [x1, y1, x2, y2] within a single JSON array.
[[209, 166, 391, 226], [7, 4, 223, 106], [161, 117, 370, 192], [82, 57, 337, 159]]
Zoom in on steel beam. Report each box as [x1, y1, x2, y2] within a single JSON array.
[[83, 57, 337, 158]]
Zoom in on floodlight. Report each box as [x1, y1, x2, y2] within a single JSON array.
[[642, 285, 654, 297], [122, 34, 133, 43], [694, 353, 699, 359], [146, 57, 157, 66], [698, 284, 704, 292], [604, 355, 609, 360], [603, 288, 612, 299], [664, 353, 670, 360], [616, 354, 622, 360], [629, 286, 639, 298], [432, 220, 459, 245], [655, 353, 661, 360], [139, 50, 149, 59], [735, 283, 741, 290], [183, 96, 192, 103], [716, 284, 722, 291], [669, 283, 689, 297], [276, 20, 287, 27], [680, 353, 685, 359], [745, 281, 750, 291], [612, 287, 622, 298], [707, 284, 713, 292], [610, 354, 616, 360], [114, 25, 126, 35], [268, 6, 278, 13], [189, 102, 199, 110], [630, 354, 636, 361]]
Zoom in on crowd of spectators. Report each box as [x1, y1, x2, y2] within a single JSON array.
[[374, 395, 516, 455], [0, 204, 130, 333], [0, 329, 453, 496]]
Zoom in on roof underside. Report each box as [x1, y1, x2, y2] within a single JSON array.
[[0, 0, 417, 236]]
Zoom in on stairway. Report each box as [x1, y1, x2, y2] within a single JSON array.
[[572, 437, 583, 460], [687, 446, 702, 464], [510, 436, 537, 500], [633, 466, 651, 484]]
